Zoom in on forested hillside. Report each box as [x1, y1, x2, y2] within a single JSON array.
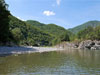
[[69, 21, 100, 34], [0, 0, 70, 46], [9, 15, 54, 46], [26, 20, 70, 45], [1, 0, 100, 46], [8, 16, 70, 46], [26, 20, 69, 37], [77, 26, 100, 41]]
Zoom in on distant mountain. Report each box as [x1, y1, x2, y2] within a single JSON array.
[[69, 21, 100, 34]]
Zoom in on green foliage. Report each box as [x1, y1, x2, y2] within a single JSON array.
[[0, 0, 11, 43], [0, 0, 72, 46], [42, 24, 67, 36], [26, 20, 67, 36], [76, 26, 100, 41], [59, 31, 70, 41], [26, 20, 45, 27], [68, 21, 100, 41], [77, 26, 94, 40], [9, 15, 53, 46], [69, 21, 100, 34], [2, 0, 100, 47], [52, 38, 61, 45], [26, 20, 71, 45], [92, 26, 100, 40], [11, 28, 23, 44]]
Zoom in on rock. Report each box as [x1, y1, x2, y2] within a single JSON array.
[[85, 45, 91, 49], [93, 45, 100, 50], [94, 40, 100, 45], [78, 40, 93, 50], [78, 40, 100, 50], [90, 42, 95, 46], [74, 45, 78, 48], [56, 40, 100, 50], [91, 47, 96, 50]]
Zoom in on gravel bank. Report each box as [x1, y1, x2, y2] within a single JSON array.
[[0, 46, 64, 55]]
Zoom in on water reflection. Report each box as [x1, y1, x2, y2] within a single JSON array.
[[0, 50, 100, 75]]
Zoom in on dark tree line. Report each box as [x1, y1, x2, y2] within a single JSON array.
[[0, 0, 12, 43]]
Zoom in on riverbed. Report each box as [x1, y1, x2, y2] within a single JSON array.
[[0, 46, 64, 55], [0, 49, 100, 75]]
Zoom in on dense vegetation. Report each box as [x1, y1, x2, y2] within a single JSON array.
[[0, 0, 12, 44], [77, 26, 100, 41], [69, 21, 100, 34], [9, 16, 54, 46], [26, 20, 68, 37], [9, 17, 70, 46], [68, 21, 100, 42], [1, 0, 100, 46], [26, 20, 70, 45], [0, 0, 70, 46]]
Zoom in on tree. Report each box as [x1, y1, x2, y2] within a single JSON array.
[[11, 28, 23, 44], [77, 26, 94, 40], [0, 0, 11, 43], [60, 31, 70, 41]]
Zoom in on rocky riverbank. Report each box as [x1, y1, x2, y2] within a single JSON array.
[[57, 40, 100, 50], [78, 40, 100, 50], [0, 40, 100, 55]]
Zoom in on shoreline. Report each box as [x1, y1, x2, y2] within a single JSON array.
[[1, 40, 100, 55], [0, 46, 64, 55]]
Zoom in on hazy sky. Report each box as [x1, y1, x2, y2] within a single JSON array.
[[5, 0, 100, 29]]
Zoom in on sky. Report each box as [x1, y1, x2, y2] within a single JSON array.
[[5, 0, 100, 29]]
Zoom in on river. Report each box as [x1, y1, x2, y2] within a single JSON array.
[[0, 49, 100, 75]]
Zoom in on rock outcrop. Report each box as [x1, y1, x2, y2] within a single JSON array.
[[58, 40, 100, 50], [78, 40, 100, 50]]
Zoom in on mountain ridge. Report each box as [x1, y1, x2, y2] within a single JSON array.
[[68, 20, 100, 34]]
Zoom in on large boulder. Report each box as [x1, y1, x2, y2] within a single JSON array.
[[78, 40, 92, 49], [91, 45, 100, 50], [92, 40, 100, 50], [94, 40, 100, 45], [78, 40, 100, 50]]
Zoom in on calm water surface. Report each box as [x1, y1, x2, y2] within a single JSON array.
[[0, 50, 100, 75]]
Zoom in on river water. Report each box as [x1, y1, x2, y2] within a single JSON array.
[[0, 49, 100, 75]]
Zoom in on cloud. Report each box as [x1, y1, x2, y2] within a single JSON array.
[[43, 11, 55, 16], [56, 0, 61, 5]]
